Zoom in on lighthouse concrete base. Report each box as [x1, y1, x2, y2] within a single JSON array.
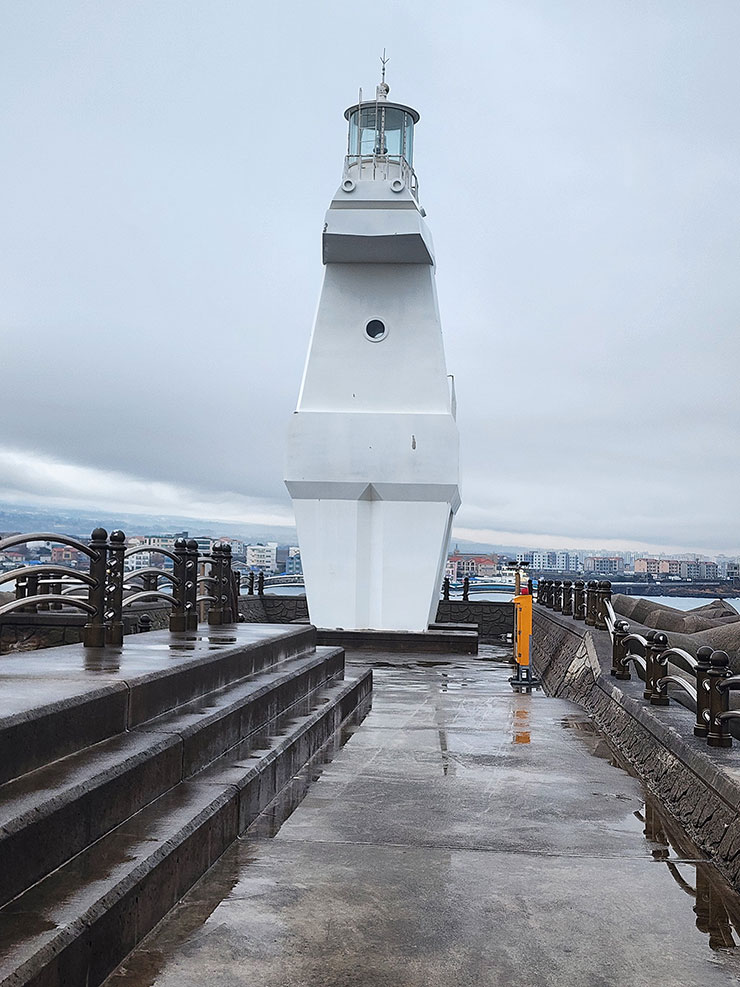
[[292, 497, 454, 633]]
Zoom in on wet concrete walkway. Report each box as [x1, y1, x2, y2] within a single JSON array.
[[106, 650, 740, 987]]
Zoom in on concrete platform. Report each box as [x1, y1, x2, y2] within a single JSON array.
[[104, 650, 740, 987]]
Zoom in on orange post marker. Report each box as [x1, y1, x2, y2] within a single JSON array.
[[513, 591, 533, 667]]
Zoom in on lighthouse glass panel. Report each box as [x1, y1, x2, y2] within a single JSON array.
[[348, 107, 414, 164]]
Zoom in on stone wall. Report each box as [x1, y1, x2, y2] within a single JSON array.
[[435, 600, 513, 642], [0, 604, 171, 654], [1, 592, 507, 651], [237, 595, 513, 641], [238, 595, 309, 624], [532, 607, 740, 892]]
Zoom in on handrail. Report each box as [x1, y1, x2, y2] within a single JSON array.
[[623, 632, 649, 649], [0, 595, 96, 616], [717, 674, 740, 693], [540, 583, 740, 749], [0, 532, 96, 558], [623, 652, 647, 675], [124, 545, 179, 563], [123, 568, 179, 586], [0, 564, 95, 588], [121, 591, 178, 609], [659, 647, 698, 672], [1, 528, 236, 645], [657, 675, 698, 704]]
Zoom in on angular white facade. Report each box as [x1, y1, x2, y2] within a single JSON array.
[[285, 81, 460, 631]]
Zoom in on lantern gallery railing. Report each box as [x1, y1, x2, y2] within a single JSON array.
[[0, 530, 239, 648], [536, 577, 740, 750]]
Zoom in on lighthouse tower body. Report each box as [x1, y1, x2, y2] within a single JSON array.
[[285, 85, 460, 631]]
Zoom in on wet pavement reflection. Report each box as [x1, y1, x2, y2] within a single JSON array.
[[104, 647, 740, 987]]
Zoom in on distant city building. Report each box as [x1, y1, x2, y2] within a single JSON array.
[[680, 561, 718, 580], [658, 560, 681, 576], [246, 542, 278, 572], [634, 558, 660, 575], [50, 545, 87, 567], [584, 556, 624, 575], [530, 551, 557, 570], [218, 538, 246, 559], [138, 532, 189, 552], [445, 552, 500, 580], [555, 551, 581, 572], [286, 553, 303, 575]]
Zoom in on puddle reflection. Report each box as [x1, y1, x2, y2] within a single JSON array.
[[511, 707, 530, 744], [562, 714, 740, 954], [637, 799, 740, 951]]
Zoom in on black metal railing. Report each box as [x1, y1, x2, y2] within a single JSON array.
[[0, 529, 239, 649], [536, 576, 740, 749]]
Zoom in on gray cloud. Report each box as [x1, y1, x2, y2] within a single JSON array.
[[2, 1, 739, 553]]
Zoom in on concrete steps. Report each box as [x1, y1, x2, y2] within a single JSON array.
[[0, 626, 372, 987], [0, 624, 317, 784]]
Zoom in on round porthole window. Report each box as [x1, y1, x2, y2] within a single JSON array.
[[365, 319, 387, 341]]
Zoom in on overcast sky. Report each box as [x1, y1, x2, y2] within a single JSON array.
[[2, 1, 739, 554]]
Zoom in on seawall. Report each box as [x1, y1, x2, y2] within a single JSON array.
[[532, 607, 740, 891]]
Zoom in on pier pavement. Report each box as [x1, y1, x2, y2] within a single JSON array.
[[105, 648, 740, 987]]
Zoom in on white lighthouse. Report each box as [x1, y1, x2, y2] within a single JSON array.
[[285, 69, 460, 632]]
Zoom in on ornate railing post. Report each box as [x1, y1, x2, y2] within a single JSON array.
[[694, 646, 713, 738], [105, 529, 125, 647], [612, 619, 631, 679], [442, 577, 450, 601], [25, 572, 39, 612], [38, 576, 50, 612], [544, 580, 553, 609], [462, 576, 470, 602], [186, 539, 199, 630], [708, 651, 732, 748], [248, 571, 255, 596], [170, 537, 188, 632], [553, 580, 562, 613], [642, 630, 658, 700], [527, 578, 534, 596], [648, 632, 670, 706], [222, 544, 234, 623], [594, 580, 611, 630], [258, 570, 265, 596], [84, 527, 108, 648], [584, 580, 598, 626], [572, 580, 584, 620], [561, 579, 573, 617], [208, 542, 223, 625]]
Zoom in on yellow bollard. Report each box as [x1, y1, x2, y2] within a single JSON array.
[[513, 592, 532, 666], [510, 589, 539, 691]]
